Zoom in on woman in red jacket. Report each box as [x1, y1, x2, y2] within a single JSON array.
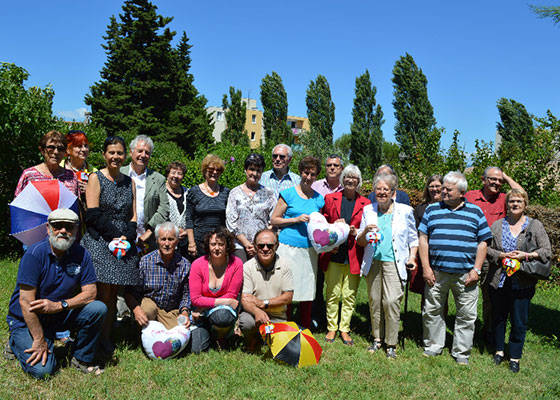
[[320, 165, 370, 345]]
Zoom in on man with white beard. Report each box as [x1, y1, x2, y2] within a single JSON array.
[[5, 209, 107, 378]]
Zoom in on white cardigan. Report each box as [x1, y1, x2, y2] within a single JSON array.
[[359, 202, 418, 281]]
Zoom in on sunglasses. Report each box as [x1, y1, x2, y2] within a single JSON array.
[[257, 243, 275, 250], [44, 145, 66, 153], [272, 154, 287, 160], [50, 221, 77, 231]]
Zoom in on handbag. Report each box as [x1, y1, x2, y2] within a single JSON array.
[[519, 220, 551, 280]]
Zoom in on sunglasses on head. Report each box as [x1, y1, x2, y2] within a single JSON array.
[[257, 243, 275, 250]]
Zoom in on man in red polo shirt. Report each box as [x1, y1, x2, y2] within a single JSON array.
[[465, 166, 523, 344]]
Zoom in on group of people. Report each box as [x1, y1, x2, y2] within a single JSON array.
[[6, 130, 551, 379]]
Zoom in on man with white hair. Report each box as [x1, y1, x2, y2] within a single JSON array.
[[125, 222, 191, 331], [419, 172, 492, 365], [5, 209, 107, 378], [259, 144, 301, 200], [121, 135, 169, 253]]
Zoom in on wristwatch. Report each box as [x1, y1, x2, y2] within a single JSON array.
[[473, 267, 481, 276], [263, 299, 270, 309], [61, 300, 69, 310]]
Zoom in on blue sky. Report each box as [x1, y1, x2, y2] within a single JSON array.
[[1, 1, 558, 153]]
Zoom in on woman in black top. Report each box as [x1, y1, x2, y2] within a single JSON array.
[[165, 161, 189, 258], [186, 154, 230, 259]]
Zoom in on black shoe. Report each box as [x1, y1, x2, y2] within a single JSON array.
[[493, 354, 504, 365], [509, 360, 520, 373]]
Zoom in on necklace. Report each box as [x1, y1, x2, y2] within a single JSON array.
[[204, 182, 219, 196]]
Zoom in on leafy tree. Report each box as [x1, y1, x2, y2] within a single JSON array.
[[0, 62, 56, 255], [221, 86, 249, 146], [496, 97, 534, 157], [85, 0, 213, 155], [306, 75, 335, 144], [298, 127, 334, 163], [530, 4, 560, 25], [167, 32, 214, 154], [349, 70, 384, 176], [333, 133, 352, 160], [260, 71, 291, 146], [391, 53, 438, 163], [444, 130, 467, 173]]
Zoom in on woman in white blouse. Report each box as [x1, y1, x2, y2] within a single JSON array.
[[226, 153, 276, 263]]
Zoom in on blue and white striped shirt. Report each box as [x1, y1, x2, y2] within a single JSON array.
[[259, 169, 301, 201], [418, 200, 492, 273]]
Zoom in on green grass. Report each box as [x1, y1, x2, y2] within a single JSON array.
[[1, 258, 560, 400]]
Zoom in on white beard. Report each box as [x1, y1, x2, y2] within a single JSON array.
[[49, 232, 75, 251]]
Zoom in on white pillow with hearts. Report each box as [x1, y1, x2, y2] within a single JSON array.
[[307, 212, 350, 254], [141, 320, 191, 360]]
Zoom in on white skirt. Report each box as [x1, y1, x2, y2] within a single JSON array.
[[277, 243, 318, 302]]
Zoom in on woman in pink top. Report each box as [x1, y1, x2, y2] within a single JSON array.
[[189, 226, 243, 352]]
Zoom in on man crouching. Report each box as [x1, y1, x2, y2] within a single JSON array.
[[125, 222, 191, 331], [6, 209, 107, 378], [240, 228, 293, 352]]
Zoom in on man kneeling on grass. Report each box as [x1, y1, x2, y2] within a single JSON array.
[[240, 229, 293, 352], [6, 209, 107, 378], [125, 222, 205, 353]]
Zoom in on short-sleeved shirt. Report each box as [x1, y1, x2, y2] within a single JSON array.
[[311, 178, 343, 197], [6, 238, 97, 331], [278, 186, 325, 248], [259, 169, 301, 200], [418, 200, 492, 273], [464, 189, 506, 228], [242, 255, 293, 319], [14, 167, 79, 198]]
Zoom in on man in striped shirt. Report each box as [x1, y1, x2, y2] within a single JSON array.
[[419, 171, 492, 365], [259, 144, 301, 201]]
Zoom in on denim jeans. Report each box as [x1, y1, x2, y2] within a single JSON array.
[[489, 281, 535, 359], [9, 300, 107, 379]]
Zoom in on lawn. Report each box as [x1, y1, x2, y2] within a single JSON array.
[[1, 258, 559, 400]]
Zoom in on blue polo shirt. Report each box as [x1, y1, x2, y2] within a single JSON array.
[[6, 238, 97, 331], [418, 200, 492, 273]]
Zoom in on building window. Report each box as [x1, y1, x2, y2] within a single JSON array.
[[216, 111, 224, 121], [291, 121, 296, 128], [250, 131, 256, 141], [252, 114, 256, 124]]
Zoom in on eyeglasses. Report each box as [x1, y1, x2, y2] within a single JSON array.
[[486, 177, 503, 183], [44, 145, 66, 153], [50, 222, 77, 231], [326, 163, 341, 168], [257, 243, 275, 250], [272, 154, 287, 160]]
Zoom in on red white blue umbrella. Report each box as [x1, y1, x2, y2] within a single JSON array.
[[10, 180, 79, 245]]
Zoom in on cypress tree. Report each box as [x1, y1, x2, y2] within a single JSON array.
[[350, 69, 384, 175], [260, 71, 291, 146], [391, 53, 437, 162], [306, 75, 335, 144], [222, 86, 249, 146]]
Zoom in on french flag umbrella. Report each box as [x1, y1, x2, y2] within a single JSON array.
[[10, 180, 79, 245]]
